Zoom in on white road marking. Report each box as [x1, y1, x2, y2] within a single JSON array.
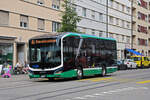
[[66, 87, 149, 100], [84, 95, 96, 98], [73, 97, 86, 99]]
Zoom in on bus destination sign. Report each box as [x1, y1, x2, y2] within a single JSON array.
[[31, 39, 56, 44]]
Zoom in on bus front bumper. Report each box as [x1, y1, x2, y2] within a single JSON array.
[[29, 70, 77, 79]]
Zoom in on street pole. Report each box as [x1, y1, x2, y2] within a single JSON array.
[[131, 0, 133, 49], [106, 0, 108, 38]]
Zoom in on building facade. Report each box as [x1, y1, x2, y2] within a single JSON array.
[[74, 0, 132, 60], [131, 0, 150, 56], [74, 0, 107, 37], [0, 0, 62, 67], [108, 0, 132, 60]]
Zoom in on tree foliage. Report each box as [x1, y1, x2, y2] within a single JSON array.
[[59, 0, 81, 32]]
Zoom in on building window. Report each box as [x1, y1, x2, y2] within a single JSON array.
[[109, 16, 113, 24], [0, 10, 9, 26], [99, 13, 103, 22], [37, 0, 44, 5], [121, 4, 125, 12], [38, 18, 45, 30], [91, 29, 95, 35], [109, 0, 113, 7], [138, 12, 148, 22], [52, 0, 60, 10], [20, 15, 28, 28], [116, 2, 119, 9], [0, 44, 13, 66], [72, 5, 76, 12], [122, 35, 125, 41], [126, 22, 130, 29], [52, 21, 60, 32], [116, 34, 119, 41], [138, 25, 147, 34], [97, 0, 102, 3], [82, 28, 86, 33], [99, 31, 103, 37], [109, 33, 113, 38], [126, 36, 130, 43], [82, 8, 86, 17], [138, 38, 148, 46], [116, 18, 119, 25], [137, 0, 147, 9], [121, 20, 124, 28], [91, 10, 95, 19], [126, 7, 130, 13]]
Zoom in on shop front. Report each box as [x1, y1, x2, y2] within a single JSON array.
[[0, 36, 16, 68], [0, 43, 13, 65]]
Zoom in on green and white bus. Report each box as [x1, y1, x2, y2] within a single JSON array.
[[28, 32, 117, 80]]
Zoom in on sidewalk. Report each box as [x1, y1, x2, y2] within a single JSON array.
[[0, 74, 29, 83]]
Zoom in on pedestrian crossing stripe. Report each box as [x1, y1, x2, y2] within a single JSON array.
[[136, 80, 150, 84]]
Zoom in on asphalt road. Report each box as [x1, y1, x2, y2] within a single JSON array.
[[0, 68, 150, 100]]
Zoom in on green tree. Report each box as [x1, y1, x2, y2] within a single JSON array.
[[59, 0, 81, 32]]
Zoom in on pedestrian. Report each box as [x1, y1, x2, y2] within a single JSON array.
[[22, 61, 29, 74], [14, 62, 22, 74], [2, 61, 11, 78], [2, 62, 10, 74]]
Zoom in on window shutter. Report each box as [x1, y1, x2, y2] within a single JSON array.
[[0, 10, 9, 25], [20, 15, 28, 23], [38, 18, 44, 30]]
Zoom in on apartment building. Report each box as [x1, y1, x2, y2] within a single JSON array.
[[74, 0, 132, 60], [73, 0, 107, 37], [108, 0, 132, 60], [0, 0, 62, 67], [131, 0, 150, 56]]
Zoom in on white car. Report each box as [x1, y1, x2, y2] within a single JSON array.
[[124, 59, 137, 69]]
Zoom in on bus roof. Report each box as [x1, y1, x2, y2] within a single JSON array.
[[29, 32, 116, 41], [65, 32, 116, 41]]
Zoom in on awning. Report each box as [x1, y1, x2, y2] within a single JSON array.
[[126, 48, 143, 56]]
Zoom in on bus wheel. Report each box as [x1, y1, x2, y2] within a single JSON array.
[[76, 67, 83, 80], [148, 64, 150, 68], [101, 66, 106, 77], [141, 65, 144, 69]]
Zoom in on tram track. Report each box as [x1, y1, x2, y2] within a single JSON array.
[[1, 72, 149, 91], [13, 72, 150, 100], [1, 69, 150, 91]]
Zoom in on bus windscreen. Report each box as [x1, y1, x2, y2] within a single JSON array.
[[29, 38, 61, 68]]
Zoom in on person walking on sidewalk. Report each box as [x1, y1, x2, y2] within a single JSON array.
[[3, 62, 10, 74], [22, 61, 29, 74]]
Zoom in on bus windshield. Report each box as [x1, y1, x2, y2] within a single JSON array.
[[29, 38, 61, 68]]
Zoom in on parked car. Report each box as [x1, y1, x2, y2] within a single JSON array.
[[124, 59, 137, 69], [117, 60, 127, 70], [131, 56, 150, 68]]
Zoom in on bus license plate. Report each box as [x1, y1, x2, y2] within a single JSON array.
[[41, 75, 46, 78]]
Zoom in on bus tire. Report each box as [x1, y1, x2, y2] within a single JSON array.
[[76, 67, 83, 80], [101, 66, 106, 77], [148, 64, 150, 68], [141, 65, 144, 69]]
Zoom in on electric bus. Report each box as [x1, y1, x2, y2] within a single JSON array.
[[28, 32, 117, 80]]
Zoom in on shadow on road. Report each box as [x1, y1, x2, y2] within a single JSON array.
[[31, 74, 114, 83]]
